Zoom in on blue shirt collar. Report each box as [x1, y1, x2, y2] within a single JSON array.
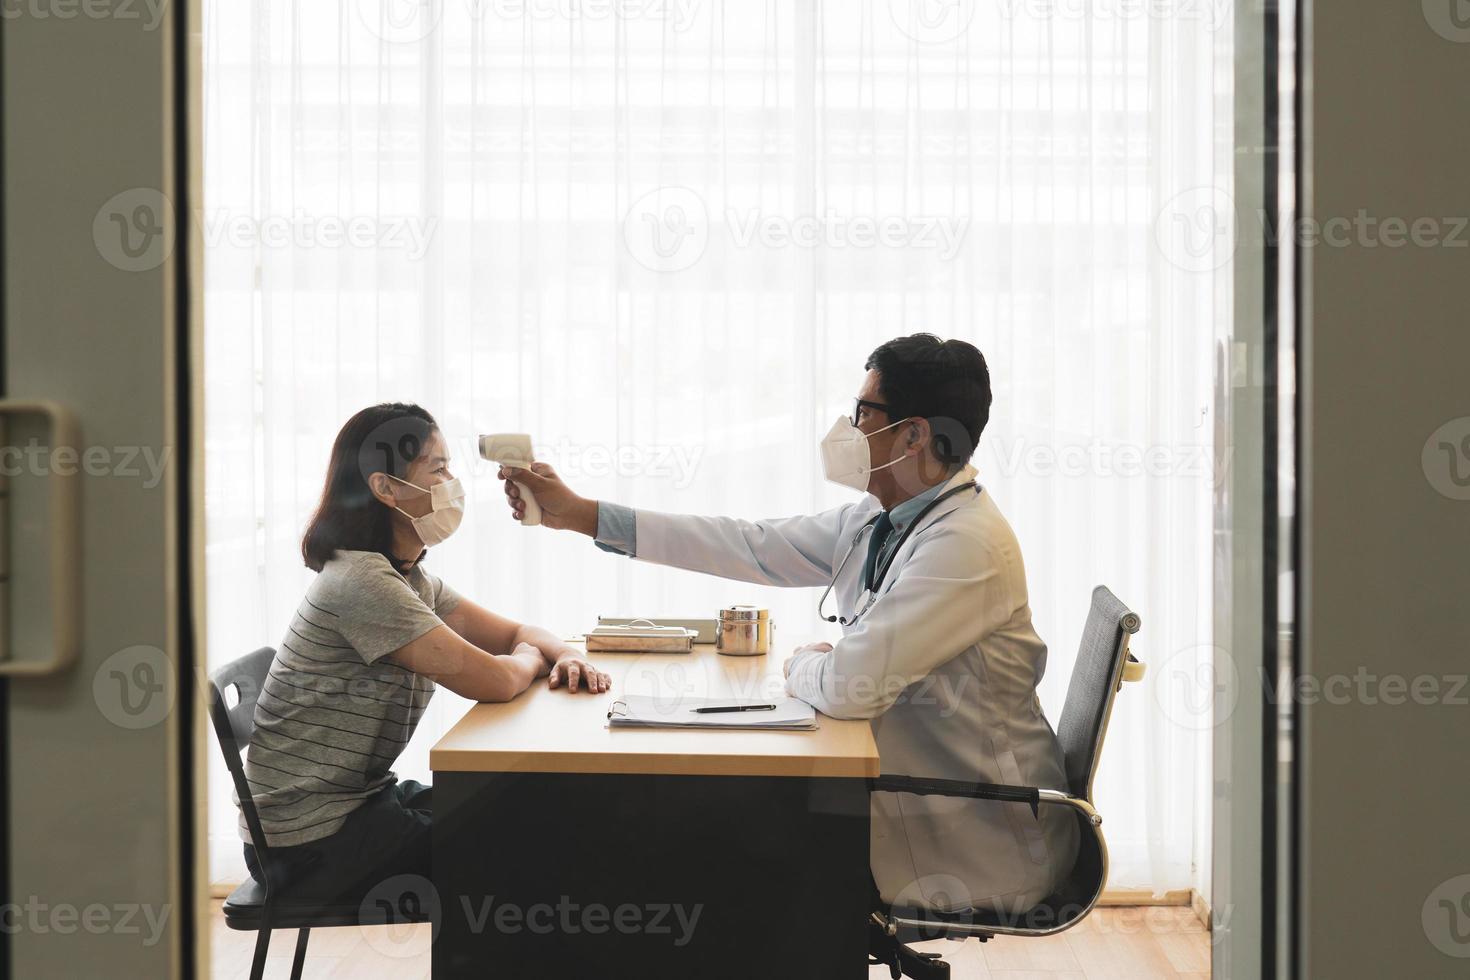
[[886, 473, 959, 533]]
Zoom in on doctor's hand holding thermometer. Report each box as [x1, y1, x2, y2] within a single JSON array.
[[496, 460, 599, 535]]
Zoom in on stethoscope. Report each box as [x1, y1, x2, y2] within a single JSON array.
[[817, 480, 981, 626]]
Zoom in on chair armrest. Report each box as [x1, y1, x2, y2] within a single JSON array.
[[1122, 652, 1146, 683], [869, 774, 1042, 818], [869, 778, 1106, 827]]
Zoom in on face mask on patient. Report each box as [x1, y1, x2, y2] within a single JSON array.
[[389, 475, 465, 546]]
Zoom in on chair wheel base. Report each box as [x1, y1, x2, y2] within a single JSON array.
[[896, 946, 951, 980], [869, 919, 953, 980]]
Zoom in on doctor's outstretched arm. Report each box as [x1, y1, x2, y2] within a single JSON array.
[[497, 462, 850, 589]]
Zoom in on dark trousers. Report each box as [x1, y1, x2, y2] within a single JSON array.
[[245, 779, 433, 906]]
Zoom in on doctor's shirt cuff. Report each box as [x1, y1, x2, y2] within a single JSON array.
[[593, 501, 638, 557], [783, 648, 829, 704]]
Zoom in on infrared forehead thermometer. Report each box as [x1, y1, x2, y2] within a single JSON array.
[[478, 433, 543, 526]]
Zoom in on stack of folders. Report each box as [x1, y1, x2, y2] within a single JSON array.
[[606, 695, 818, 731]]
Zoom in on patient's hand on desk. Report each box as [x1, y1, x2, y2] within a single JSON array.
[[548, 654, 612, 694], [783, 642, 833, 678], [498, 462, 598, 536]]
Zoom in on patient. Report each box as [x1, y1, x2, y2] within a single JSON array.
[[237, 402, 609, 902]]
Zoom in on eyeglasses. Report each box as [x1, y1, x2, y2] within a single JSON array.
[[851, 398, 896, 427]]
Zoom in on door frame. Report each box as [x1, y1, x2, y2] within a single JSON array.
[[0, 0, 204, 975]]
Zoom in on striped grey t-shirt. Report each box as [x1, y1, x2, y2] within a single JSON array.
[[239, 550, 461, 848]]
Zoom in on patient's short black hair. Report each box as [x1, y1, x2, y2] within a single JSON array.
[[865, 334, 992, 465]]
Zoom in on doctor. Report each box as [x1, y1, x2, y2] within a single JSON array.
[[497, 333, 1077, 916]]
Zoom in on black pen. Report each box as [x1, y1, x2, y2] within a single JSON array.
[[692, 703, 779, 714]]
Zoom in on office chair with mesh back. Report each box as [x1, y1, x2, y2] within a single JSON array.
[[868, 585, 1146, 980], [208, 647, 430, 980]]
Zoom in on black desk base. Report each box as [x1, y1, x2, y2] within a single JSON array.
[[432, 770, 871, 979]]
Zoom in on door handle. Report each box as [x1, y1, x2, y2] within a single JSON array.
[[0, 400, 81, 677]]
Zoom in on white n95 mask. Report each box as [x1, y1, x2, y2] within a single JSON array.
[[819, 415, 908, 493], [389, 475, 465, 546]]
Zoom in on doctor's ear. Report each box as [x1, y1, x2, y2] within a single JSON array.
[[904, 418, 930, 454]]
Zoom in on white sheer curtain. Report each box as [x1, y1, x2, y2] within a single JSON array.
[[204, 0, 1229, 896]]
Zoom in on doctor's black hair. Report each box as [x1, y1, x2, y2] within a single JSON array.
[[301, 402, 438, 574], [865, 333, 991, 465]]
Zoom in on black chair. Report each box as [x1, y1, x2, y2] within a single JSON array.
[[208, 647, 429, 980], [868, 586, 1146, 980]]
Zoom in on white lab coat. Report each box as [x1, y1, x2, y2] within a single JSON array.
[[629, 465, 1078, 914]]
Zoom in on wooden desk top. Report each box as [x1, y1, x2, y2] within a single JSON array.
[[430, 644, 880, 778]]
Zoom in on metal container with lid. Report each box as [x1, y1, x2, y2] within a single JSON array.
[[715, 605, 772, 656]]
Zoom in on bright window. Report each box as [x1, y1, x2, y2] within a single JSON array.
[[205, 0, 1231, 897]]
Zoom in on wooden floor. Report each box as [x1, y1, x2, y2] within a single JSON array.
[[210, 902, 1210, 979]]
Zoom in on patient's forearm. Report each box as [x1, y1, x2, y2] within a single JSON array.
[[514, 623, 581, 666]]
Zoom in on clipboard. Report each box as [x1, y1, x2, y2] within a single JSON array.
[[606, 695, 818, 731]]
